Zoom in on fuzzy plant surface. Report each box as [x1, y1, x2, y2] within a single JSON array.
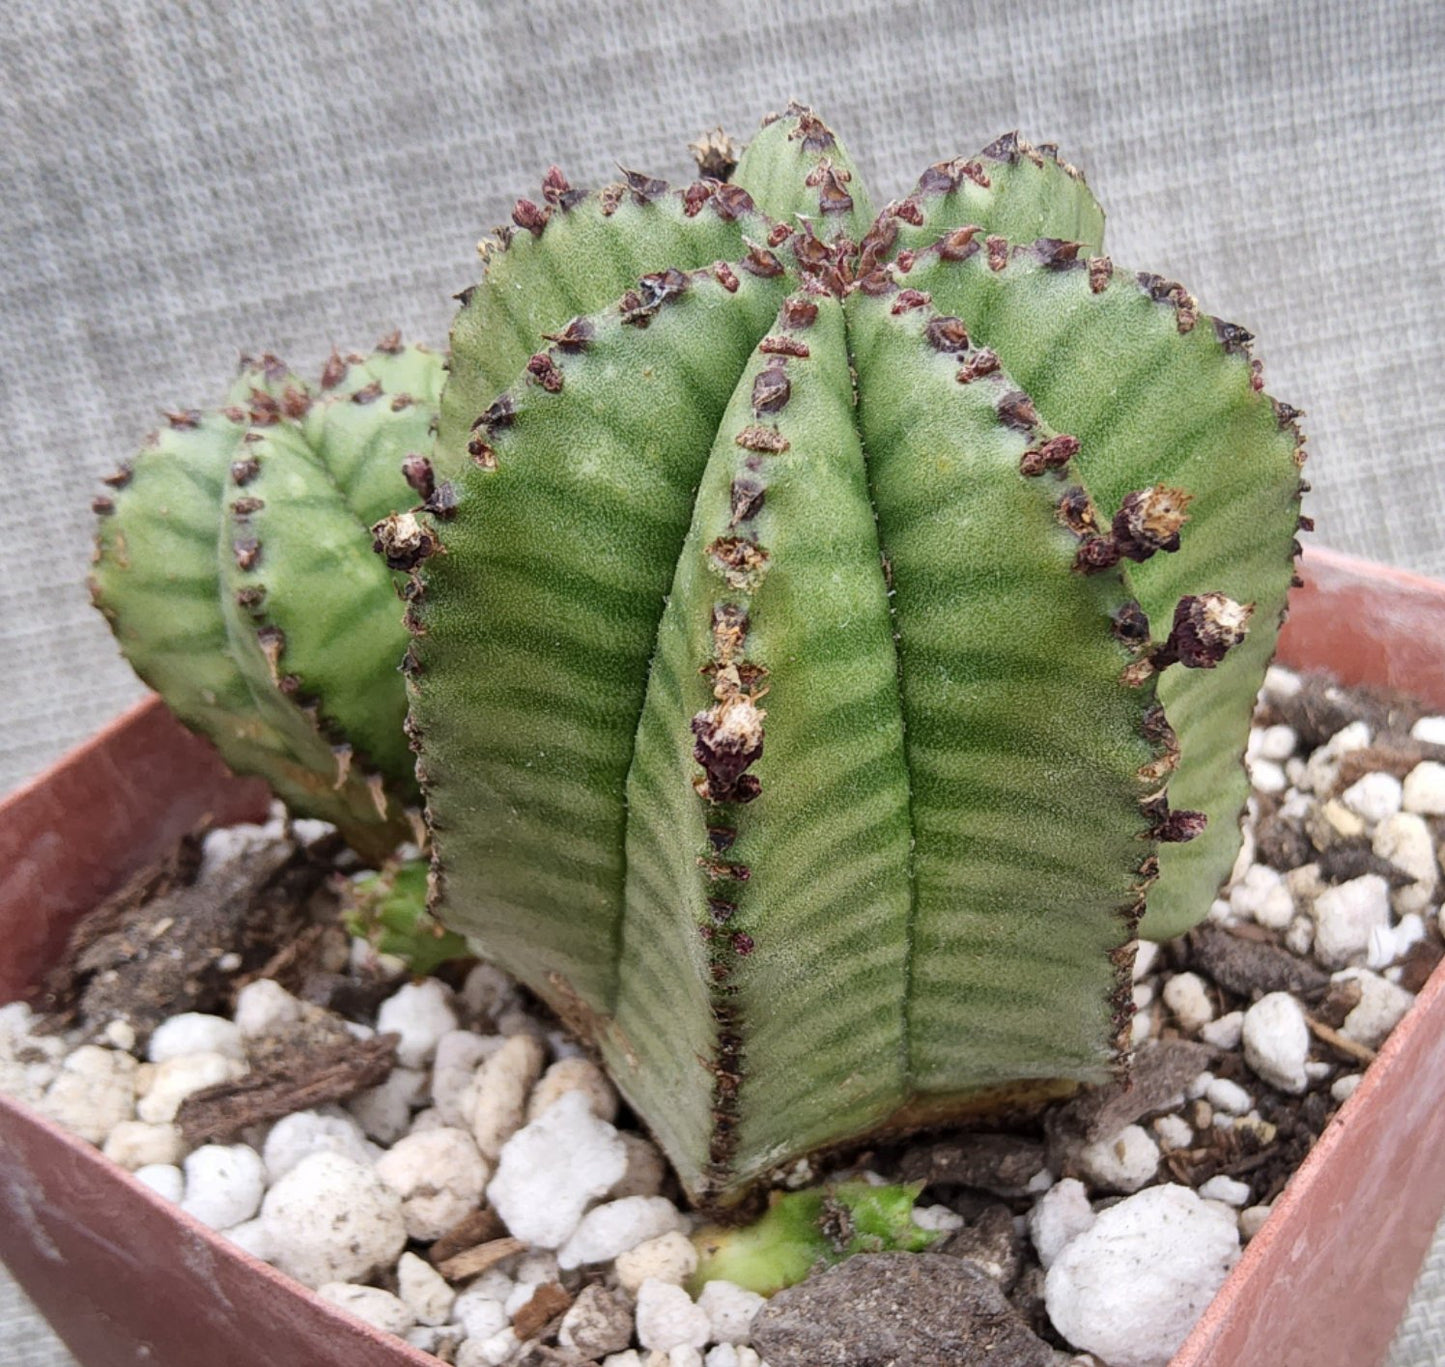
[[92, 339, 445, 863], [399, 104, 1307, 1207]]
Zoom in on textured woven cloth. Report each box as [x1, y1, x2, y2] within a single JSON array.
[[2, 0, 1443, 1362]]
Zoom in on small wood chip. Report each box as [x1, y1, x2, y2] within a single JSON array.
[[428, 1206, 505, 1265], [436, 1236, 526, 1283], [512, 1281, 573, 1340], [176, 1032, 398, 1143], [1305, 1016, 1377, 1066]]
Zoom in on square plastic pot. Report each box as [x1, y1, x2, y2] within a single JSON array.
[[3, 545, 1445, 1367]]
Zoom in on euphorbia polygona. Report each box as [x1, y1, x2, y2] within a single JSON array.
[[98, 105, 1308, 1207]]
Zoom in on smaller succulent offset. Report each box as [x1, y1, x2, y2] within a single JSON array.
[[91, 339, 444, 863]]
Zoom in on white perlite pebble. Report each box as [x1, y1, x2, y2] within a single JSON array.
[[697, 1279, 765, 1344], [636, 1279, 711, 1353], [1403, 761, 1445, 816], [1205, 1078, 1252, 1116], [1374, 812, 1439, 915], [232, 979, 304, 1039], [1341, 772, 1404, 826], [558, 1195, 685, 1269], [912, 1203, 966, 1232], [1311, 875, 1391, 968], [42, 1045, 138, 1143], [1302, 721, 1372, 794], [1028, 1177, 1096, 1270], [1285, 915, 1316, 958], [376, 979, 459, 1069], [1333, 968, 1415, 1047], [147, 1012, 244, 1063], [1332, 1072, 1363, 1103], [487, 1089, 626, 1249], [1162, 973, 1214, 1033], [1132, 940, 1160, 981], [1229, 864, 1284, 922], [1246, 758, 1287, 794], [1238, 1205, 1272, 1241], [431, 1030, 500, 1126], [1078, 1124, 1159, 1194], [263, 1108, 375, 1183], [1153, 1114, 1194, 1151], [1200, 1011, 1244, 1051], [453, 1288, 510, 1341], [317, 1283, 415, 1337], [136, 1051, 246, 1124], [347, 1066, 427, 1144], [103, 1120, 184, 1171], [221, 1216, 273, 1262], [1045, 1184, 1240, 1367], [528, 1056, 620, 1124], [457, 1327, 520, 1366], [260, 1151, 406, 1288], [1242, 993, 1311, 1094], [617, 1230, 700, 1293], [1198, 1175, 1251, 1207], [470, 1032, 547, 1160], [1411, 716, 1445, 745], [708, 1350, 762, 1367], [669, 1349, 705, 1367], [604, 1355, 646, 1367], [460, 962, 519, 1021], [1255, 724, 1298, 761], [132, 1163, 185, 1203], [397, 1250, 457, 1326], [374, 1126, 490, 1241], [181, 1143, 266, 1230]]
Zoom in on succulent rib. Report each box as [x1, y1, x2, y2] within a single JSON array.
[[905, 238, 1303, 937], [617, 290, 912, 1200], [413, 263, 790, 1014]]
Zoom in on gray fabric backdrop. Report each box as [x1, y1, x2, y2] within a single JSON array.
[[2, 0, 1443, 1361]]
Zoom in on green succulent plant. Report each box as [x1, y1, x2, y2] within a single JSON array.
[[95, 104, 1307, 1210], [91, 339, 444, 863]]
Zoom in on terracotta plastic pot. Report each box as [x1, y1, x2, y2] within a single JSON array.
[[3, 545, 1444, 1367]]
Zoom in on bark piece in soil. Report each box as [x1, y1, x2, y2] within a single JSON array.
[[751, 1251, 1054, 1367], [1049, 1038, 1213, 1152], [429, 1206, 506, 1264], [898, 1134, 1048, 1199], [436, 1236, 527, 1282], [176, 1032, 398, 1144], [511, 1281, 573, 1340], [1187, 924, 1329, 997]]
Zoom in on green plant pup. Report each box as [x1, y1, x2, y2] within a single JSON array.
[[92, 341, 444, 863], [406, 105, 1306, 1207]]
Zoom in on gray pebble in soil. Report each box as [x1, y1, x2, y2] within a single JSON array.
[[751, 1252, 1054, 1367]]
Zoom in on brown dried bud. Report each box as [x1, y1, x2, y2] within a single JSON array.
[[713, 261, 740, 293], [925, 316, 969, 352], [541, 317, 594, 352], [890, 289, 931, 315], [372, 511, 440, 572], [402, 454, 435, 501], [1018, 434, 1080, 476], [1154, 593, 1253, 671], [525, 352, 564, 392], [689, 127, 742, 181], [736, 425, 790, 454], [511, 198, 549, 236], [758, 335, 810, 357], [986, 235, 1010, 271], [997, 391, 1039, 431], [781, 297, 819, 329], [729, 475, 766, 525], [955, 348, 1000, 384], [711, 183, 755, 221], [1112, 485, 1193, 561], [751, 364, 791, 416]]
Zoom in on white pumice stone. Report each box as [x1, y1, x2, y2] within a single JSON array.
[[397, 1250, 457, 1326], [1254, 882, 1297, 932], [1162, 973, 1214, 1033], [262, 1108, 375, 1183], [1199, 1012, 1244, 1051], [514, 1250, 560, 1285], [611, 1131, 669, 1199], [1256, 724, 1298, 761], [43, 1045, 138, 1143], [1186, 1071, 1214, 1100], [431, 1030, 501, 1126], [376, 979, 458, 1069], [617, 1230, 700, 1293], [1331, 1072, 1363, 1103], [453, 1288, 510, 1341], [1311, 875, 1391, 968], [1411, 716, 1445, 744], [1131, 940, 1160, 981], [147, 1012, 245, 1063], [198, 822, 275, 874], [374, 1126, 489, 1241], [459, 962, 519, 1022], [1284, 915, 1316, 958], [1303, 721, 1372, 795], [470, 1032, 547, 1160], [317, 1283, 415, 1337], [1341, 771, 1404, 825], [1078, 1125, 1160, 1194], [912, 1203, 966, 1232], [559, 1283, 636, 1356], [232, 979, 304, 1039], [697, 1279, 765, 1345], [1131, 982, 1154, 1011], [409, 1107, 447, 1133], [636, 1279, 711, 1352], [487, 1089, 626, 1249], [1044, 1184, 1239, 1367], [558, 1195, 685, 1269], [1242, 993, 1311, 1094], [504, 1280, 539, 1316], [132, 1163, 185, 1203], [1204, 1078, 1252, 1116], [405, 1325, 465, 1356], [1262, 666, 1302, 703], [1028, 1177, 1096, 1270], [1130, 1010, 1155, 1049], [705, 1348, 740, 1367], [1403, 761, 1445, 816], [136, 1051, 245, 1125], [604, 1354, 646, 1367], [347, 1066, 427, 1144], [1152, 1114, 1194, 1151], [1373, 813, 1439, 915], [1332, 967, 1415, 1047], [260, 1151, 406, 1288], [1238, 1205, 1273, 1241], [669, 1348, 705, 1367], [180, 1142, 266, 1230], [1247, 758, 1287, 794], [527, 1055, 620, 1124], [457, 1327, 520, 1366], [103, 1120, 185, 1171], [1395, 913, 1428, 955], [221, 1215, 273, 1261], [1198, 1175, 1251, 1207], [1304, 1060, 1334, 1083], [1229, 864, 1283, 921], [102, 1019, 137, 1052]]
